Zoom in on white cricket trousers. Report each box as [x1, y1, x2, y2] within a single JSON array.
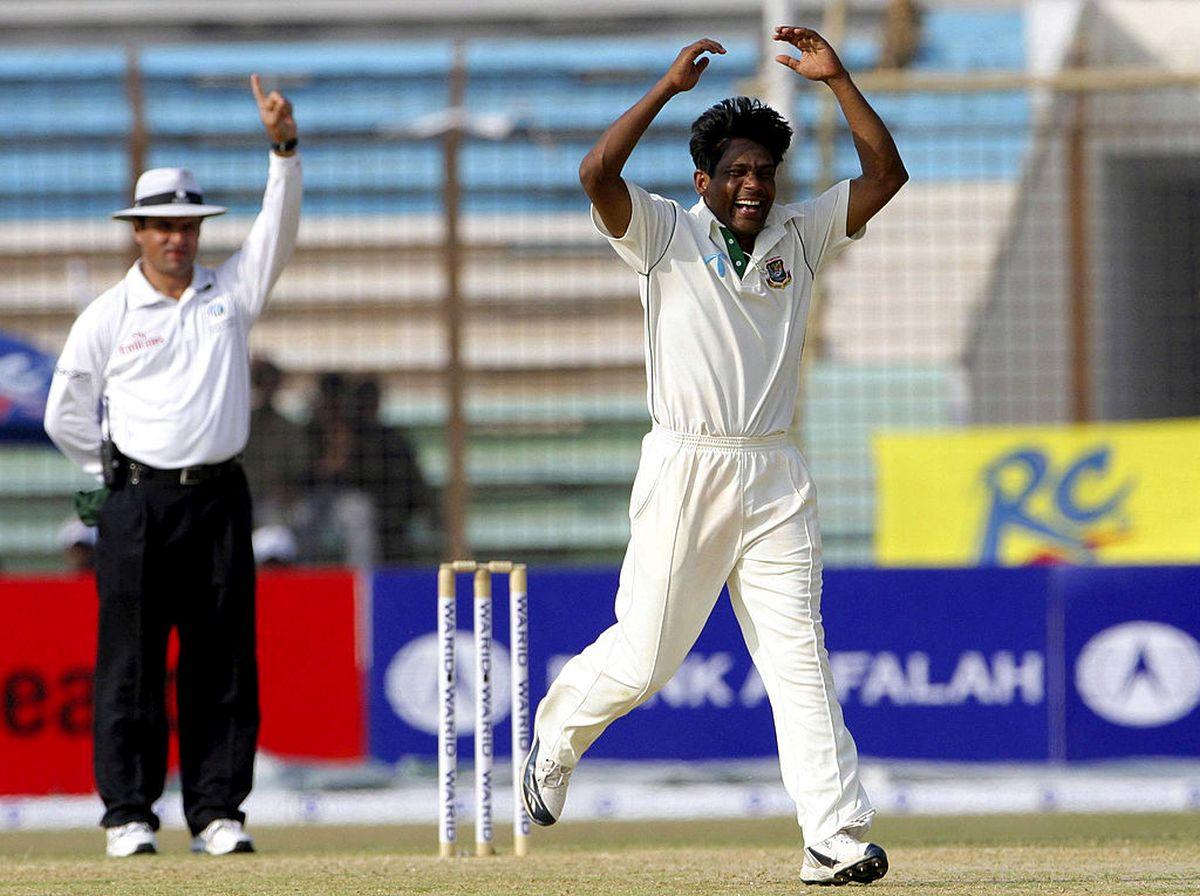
[[533, 426, 873, 845]]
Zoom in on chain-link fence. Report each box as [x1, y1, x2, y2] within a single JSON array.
[[1, 5, 1197, 572]]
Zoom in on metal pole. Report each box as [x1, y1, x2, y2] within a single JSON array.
[[442, 41, 470, 560], [760, 0, 795, 128], [1066, 100, 1091, 423], [1065, 30, 1092, 422], [853, 65, 1200, 94], [797, 0, 846, 439], [816, 0, 847, 193], [123, 45, 147, 267]]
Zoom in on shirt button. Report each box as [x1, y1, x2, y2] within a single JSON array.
[[727, 237, 734, 244]]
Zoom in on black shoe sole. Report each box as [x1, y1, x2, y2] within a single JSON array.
[[803, 846, 888, 886], [520, 739, 557, 827], [131, 843, 156, 856]]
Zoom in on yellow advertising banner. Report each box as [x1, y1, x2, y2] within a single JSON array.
[[874, 418, 1200, 566]]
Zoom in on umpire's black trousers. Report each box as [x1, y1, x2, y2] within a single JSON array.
[[94, 465, 258, 836]]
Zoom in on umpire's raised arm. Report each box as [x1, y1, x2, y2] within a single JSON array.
[[773, 26, 907, 236], [580, 40, 725, 238], [225, 73, 303, 319]]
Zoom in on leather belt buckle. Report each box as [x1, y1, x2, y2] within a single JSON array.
[[179, 466, 203, 485]]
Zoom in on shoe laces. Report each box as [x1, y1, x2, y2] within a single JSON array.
[[114, 821, 151, 836], [822, 831, 865, 853], [538, 758, 572, 788]]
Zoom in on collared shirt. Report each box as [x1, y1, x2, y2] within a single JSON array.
[[591, 179, 862, 437], [45, 153, 303, 477]]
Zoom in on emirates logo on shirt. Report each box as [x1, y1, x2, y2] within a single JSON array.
[[117, 331, 165, 356]]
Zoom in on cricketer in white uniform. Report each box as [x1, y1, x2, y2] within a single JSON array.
[[521, 30, 907, 887]]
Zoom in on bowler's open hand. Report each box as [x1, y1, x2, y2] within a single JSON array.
[[660, 40, 726, 95], [773, 27, 848, 82]]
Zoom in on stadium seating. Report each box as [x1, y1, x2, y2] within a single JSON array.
[[0, 10, 1028, 570]]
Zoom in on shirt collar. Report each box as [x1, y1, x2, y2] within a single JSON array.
[[125, 262, 214, 307], [689, 197, 799, 256]]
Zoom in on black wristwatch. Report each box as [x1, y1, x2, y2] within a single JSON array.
[[270, 137, 298, 153]]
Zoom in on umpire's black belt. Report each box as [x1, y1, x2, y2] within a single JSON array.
[[124, 456, 242, 486]]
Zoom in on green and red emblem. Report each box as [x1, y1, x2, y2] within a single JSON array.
[[765, 256, 792, 288]]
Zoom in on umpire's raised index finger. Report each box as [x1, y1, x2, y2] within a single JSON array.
[[250, 73, 266, 104]]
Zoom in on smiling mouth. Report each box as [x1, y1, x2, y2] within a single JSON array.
[[733, 199, 764, 218]]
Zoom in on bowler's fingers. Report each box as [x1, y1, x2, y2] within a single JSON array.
[[772, 26, 824, 48], [774, 54, 806, 73], [685, 38, 726, 59]]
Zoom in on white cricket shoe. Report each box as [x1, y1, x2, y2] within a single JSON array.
[[105, 821, 157, 857], [520, 738, 573, 826], [800, 831, 889, 886], [190, 819, 255, 855]]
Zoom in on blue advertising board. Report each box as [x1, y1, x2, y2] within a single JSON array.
[[828, 568, 1050, 760], [1057, 566, 1200, 760], [369, 565, 1200, 763], [0, 331, 55, 444], [370, 566, 1075, 763]]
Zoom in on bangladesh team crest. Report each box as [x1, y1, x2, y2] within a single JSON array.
[[764, 256, 792, 289]]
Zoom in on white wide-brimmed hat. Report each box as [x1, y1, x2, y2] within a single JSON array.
[[111, 167, 228, 220]]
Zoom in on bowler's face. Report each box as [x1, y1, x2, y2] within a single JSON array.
[[134, 217, 201, 282], [694, 138, 778, 245]]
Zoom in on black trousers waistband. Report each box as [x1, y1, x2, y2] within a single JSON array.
[[123, 456, 242, 486]]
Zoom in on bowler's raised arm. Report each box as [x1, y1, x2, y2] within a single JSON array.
[[773, 26, 907, 235], [580, 40, 725, 238]]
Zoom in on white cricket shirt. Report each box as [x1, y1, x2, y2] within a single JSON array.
[[593, 179, 862, 437], [45, 152, 302, 477]]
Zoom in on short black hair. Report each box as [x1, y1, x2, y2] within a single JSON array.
[[689, 96, 793, 175]]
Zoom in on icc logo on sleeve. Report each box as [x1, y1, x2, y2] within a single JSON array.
[[1074, 622, 1200, 727]]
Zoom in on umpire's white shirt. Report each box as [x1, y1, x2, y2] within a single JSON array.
[[45, 152, 302, 477], [592, 178, 861, 437]]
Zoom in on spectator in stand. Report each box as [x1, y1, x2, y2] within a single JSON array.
[[242, 356, 308, 529], [58, 517, 97, 573], [251, 524, 297, 568], [349, 376, 436, 565], [295, 372, 378, 567]]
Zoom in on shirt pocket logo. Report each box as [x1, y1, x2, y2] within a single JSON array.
[[205, 299, 236, 331], [765, 256, 792, 289]]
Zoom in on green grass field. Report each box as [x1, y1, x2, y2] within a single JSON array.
[[1, 814, 1197, 895]]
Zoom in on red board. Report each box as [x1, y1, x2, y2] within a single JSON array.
[[256, 569, 365, 760], [0, 569, 364, 796]]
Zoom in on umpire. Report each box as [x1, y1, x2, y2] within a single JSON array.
[[44, 75, 302, 858]]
